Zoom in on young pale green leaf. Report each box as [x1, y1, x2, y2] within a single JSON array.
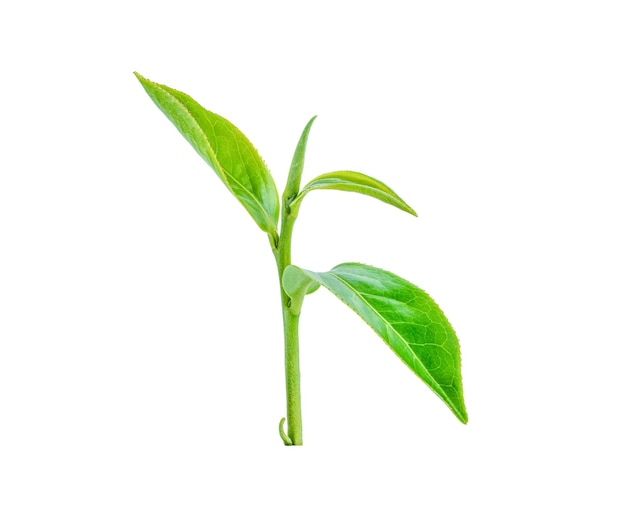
[[134, 72, 280, 236], [285, 263, 467, 423], [283, 116, 317, 205], [294, 171, 416, 216]]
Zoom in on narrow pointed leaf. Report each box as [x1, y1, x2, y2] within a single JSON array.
[[286, 263, 467, 423], [295, 171, 416, 216], [134, 72, 279, 235], [283, 116, 317, 204]]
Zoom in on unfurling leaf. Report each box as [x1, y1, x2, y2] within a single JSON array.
[[294, 171, 416, 216], [285, 263, 467, 423], [134, 72, 280, 236], [283, 116, 317, 205]]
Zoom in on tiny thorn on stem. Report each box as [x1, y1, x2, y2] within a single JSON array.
[[279, 417, 293, 445]]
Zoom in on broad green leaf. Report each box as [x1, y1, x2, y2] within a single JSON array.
[[134, 72, 280, 236], [282, 265, 321, 315], [294, 171, 416, 216], [286, 263, 467, 423], [283, 116, 317, 204]]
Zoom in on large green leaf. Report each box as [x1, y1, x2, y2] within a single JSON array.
[[134, 72, 280, 236], [284, 262, 467, 423], [294, 171, 416, 216]]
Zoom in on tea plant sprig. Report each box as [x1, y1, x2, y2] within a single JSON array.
[[134, 73, 468, 445]]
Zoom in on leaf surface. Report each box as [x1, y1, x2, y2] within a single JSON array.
[[134, 72, 279, 235], [295, 171, 416, 216], [286, 262, 467, 423]]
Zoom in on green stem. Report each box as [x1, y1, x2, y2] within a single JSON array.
[[282, 302, 302, 445], [272, 202, 303, 445]]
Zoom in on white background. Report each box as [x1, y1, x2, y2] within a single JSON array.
[[1, 1, 625, 525]]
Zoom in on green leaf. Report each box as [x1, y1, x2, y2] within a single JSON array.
[[134, 72, 280, 236], [294, 171, 416, 216], [285, 262, 467, 423], [283, 116, 317, 205]]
